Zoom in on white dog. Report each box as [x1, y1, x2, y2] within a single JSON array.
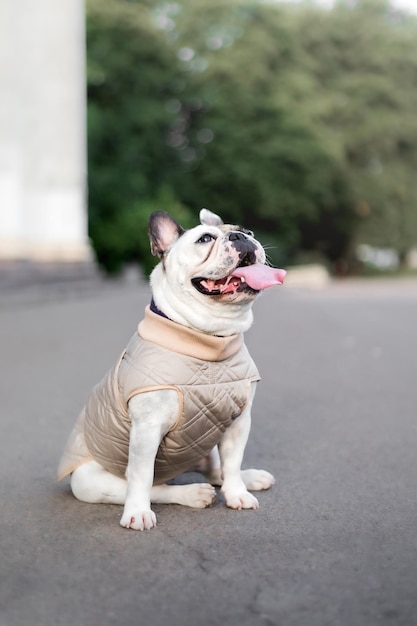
[[58, 209, 286, 530]]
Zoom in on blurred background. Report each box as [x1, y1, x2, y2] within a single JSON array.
[[1, 0, 417, 281]]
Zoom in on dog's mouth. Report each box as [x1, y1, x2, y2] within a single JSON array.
[[191, 255, 286, 297], [192, 273, 256, 297]]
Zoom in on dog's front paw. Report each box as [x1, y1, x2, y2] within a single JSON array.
[[223, 489, 259, 510], [241, 469, 275, 491], [120, 508, 157, 531]]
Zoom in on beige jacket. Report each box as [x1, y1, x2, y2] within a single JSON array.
[[57, 306, 260, 484]]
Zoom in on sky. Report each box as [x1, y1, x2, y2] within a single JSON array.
[[394, 0, 417, 11], [283, 0, 417, 12]]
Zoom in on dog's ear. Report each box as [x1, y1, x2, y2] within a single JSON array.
[[200, 208, 224, 227], [148, 211, 185, 258]]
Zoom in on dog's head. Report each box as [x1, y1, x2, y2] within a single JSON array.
[[148, 209, 286, 336]]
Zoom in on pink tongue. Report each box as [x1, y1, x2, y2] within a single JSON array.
[[231, 264, 286, 290]]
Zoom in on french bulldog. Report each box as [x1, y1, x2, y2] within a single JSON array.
[[57, 209, 286, 530]]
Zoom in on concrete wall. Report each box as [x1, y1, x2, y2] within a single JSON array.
[[0, 0, 92, 263]]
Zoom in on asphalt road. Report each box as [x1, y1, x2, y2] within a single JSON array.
[[1, 277, 416, 626]]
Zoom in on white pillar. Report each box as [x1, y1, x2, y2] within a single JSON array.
[[0, 1, 23, 258], [0, 0, 92, 264]]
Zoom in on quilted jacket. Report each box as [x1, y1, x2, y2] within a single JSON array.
[[57, 306, 260, 484]]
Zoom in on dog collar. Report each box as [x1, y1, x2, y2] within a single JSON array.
[[150, 297, 169, 320]]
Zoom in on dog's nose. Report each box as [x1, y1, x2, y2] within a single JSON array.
[[228, 231, 247, 242]]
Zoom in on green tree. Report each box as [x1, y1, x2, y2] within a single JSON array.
[[86, 0, 417, 274], [86, 0, 191, 272], [160, 0, 355, 265], [294, 0, 417, 262]]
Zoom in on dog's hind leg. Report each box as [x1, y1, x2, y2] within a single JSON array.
[[71, 460, 215, 508], [151, 483, 216, 508], [240, 469, 275, 491], [196, 446, 223, 486], [195, 446, 275, 491], [71, 460, 127, 504]]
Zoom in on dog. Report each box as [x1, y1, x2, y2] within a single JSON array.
[[57, 209, 286, 530]]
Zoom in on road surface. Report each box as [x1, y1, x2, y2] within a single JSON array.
[[0, 277, 416, 626]]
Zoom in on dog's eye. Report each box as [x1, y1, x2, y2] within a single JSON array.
[[196, 233, 216, 244], [242, 228, 254, 238]]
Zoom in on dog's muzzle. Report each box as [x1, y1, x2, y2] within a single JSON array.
[[192, 233, 286, 296]]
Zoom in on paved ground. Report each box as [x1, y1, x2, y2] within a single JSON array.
[[0, 277, 416, 626]]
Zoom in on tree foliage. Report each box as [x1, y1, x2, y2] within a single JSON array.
[[86, 0, 417, 273], [86, 0, 194, 272]]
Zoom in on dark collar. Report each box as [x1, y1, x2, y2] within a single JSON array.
[[150, 297, 169, 320], [149, 297, 226, 338]]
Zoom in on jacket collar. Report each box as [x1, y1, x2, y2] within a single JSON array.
[[138, 306, 243, 362]]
